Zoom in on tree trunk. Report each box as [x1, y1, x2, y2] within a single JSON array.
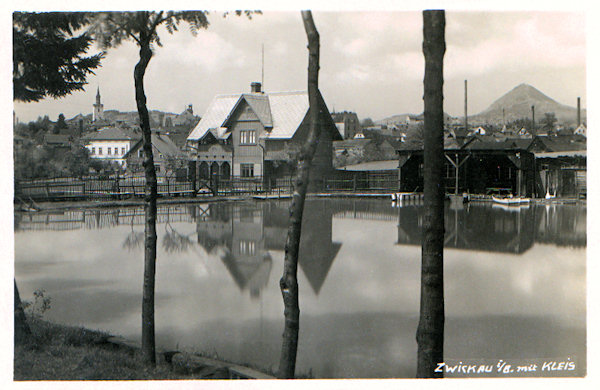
[[135, 38, 158, 366], [417, 10, 446, 379], [277, 10, 320, 379], [14, 279, 31, 345]]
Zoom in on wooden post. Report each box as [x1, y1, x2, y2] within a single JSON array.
[[454, 154, 459, 195]]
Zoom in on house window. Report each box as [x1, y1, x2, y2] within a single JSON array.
[[155, 164, 160, 173], [240, 130, 256, 145], [91, 147, 95, 155], [98, 147, 103, 156], [121, 147, 126, 155], [138, 150, 144, 158], [240, 240, 256, 255], [107, 147, 112, 155], [241, 163, 254, 178]]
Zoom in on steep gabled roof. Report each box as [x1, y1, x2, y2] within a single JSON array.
[[187, 90, 337, 142], [125, 133, 185, 159], [264, 91, 310, 139], [187, 94, 240, 141], [240, 94, 273, 128]]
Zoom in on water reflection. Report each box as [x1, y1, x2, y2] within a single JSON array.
[[194, 201, 341, 297], [394, 202, 586, 252], [14, 199, 586, 378]]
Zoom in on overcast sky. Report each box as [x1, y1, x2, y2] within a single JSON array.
[[9, 7, 587, 124]]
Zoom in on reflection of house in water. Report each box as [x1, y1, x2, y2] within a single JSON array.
[[195, 200, 341, 297], [395, 203, 585, 253], [533, 203, 586, 247]]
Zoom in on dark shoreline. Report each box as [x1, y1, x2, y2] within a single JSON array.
[[14, 317, 275, 380]]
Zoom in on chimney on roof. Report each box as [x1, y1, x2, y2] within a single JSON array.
[[251, 82, 262, 93]]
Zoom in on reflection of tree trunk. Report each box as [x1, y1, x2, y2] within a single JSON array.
[[135, 38, 158, 366], [277, 10, 321, 379], [417, 10, 445, 379], [14, 279, 31, 344]]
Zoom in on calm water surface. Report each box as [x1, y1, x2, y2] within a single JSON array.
[[14, 199, 586, 378]]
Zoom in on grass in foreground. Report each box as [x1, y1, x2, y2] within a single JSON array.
[[14, 318, 227, 380]]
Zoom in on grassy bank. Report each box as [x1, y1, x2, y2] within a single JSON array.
[[14, 317, 247, 380]]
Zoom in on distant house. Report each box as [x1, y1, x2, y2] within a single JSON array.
[[125, 132, 187, 176], [333, 139, 373, 159], [82, 127, 140, 166], [518, 127, 532, 137], [469, 126, 487, 136], [574, 124, 586, 137], [331, 111, 360, 139], [186, 82, 341, 191], [43, 134, 72, 150]]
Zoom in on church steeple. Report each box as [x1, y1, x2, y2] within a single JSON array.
[[93, 86, 104, 122]]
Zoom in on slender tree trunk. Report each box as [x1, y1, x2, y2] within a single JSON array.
[[417, 10, 446, 379], [135, 38, 158, 366], [277, 10, 320, 379], [14, 279, 31, 345]]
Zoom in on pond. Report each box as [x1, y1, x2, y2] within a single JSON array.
[[14, 198, 586, 378]]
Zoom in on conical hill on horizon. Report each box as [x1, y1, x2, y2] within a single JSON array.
[[377, 83, 585, 126], [472, 83, 585, 125]]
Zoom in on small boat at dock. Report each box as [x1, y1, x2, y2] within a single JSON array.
[[491, 195, 530, 205]]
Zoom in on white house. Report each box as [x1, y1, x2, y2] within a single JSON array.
[[469, 126, 487, 135], [83, 127, 140, 166], [574, 124, 586, 137]]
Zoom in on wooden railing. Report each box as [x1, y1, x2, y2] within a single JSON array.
[[323, 172, 400, 192], [15, 175, 295, 202]]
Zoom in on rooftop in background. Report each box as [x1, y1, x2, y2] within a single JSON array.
[[82, 127, 140, 141], [338, 160, 398, 171]]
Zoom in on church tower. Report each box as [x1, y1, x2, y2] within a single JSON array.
[[93, 87, 104, 122]]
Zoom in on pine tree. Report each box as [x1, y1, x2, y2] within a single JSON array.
[[13, 12, 103, 102]]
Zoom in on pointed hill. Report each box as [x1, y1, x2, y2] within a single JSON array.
[[472, 83, 585, 125]]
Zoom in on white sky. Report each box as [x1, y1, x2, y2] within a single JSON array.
[[8, 4, 587, 123]]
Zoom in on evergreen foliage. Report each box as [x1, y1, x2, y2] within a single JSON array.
[[13, 12, 103, 102]]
